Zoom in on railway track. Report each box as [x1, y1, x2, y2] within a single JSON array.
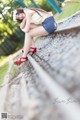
[[0, 11, 80, 120]]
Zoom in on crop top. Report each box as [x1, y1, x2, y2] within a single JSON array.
[[28, 10, 53, 25]]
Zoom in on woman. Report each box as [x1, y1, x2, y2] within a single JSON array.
[[12, 8, 57, 65]]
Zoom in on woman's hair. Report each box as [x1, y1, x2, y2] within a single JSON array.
[[12, 8, 24, 23], [13, 8, 48, 23]]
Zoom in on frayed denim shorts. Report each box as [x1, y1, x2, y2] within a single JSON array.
[[42, 16, 57, 34]]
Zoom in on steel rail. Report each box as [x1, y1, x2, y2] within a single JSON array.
[[55, 25, 80, 34], [28, 54, 80, 120]]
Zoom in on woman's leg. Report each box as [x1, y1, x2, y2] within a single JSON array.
[[22, 25, 49, 58], [22, 24, 39, 50], [22, 32, 32, 57], [29, 25, 49, 37], [14, 25, 49, 64], [29, 24, 40, 29]]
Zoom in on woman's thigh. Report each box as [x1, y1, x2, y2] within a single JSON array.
[[29, 24, 40, 29], [29, 25, 49, 38]]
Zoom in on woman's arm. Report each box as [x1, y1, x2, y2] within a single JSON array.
[[21, 9, 35, 33], [20, 18, 26, 29]]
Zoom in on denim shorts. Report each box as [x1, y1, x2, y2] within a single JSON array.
[[42, 16, 57, 34]]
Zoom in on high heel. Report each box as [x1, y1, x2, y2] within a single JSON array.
[[14, 57, 28, 65], [22, 47, 37, 55], [30, 47, 37, 55]]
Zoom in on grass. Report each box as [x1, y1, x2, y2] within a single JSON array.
[[0, 61, 20, 86], [0, 40, 23, 86], [0, 56, 6, 62], [55, 2, 80, 21], [0, 62, 9, 85], [10, 64, 20, 79]]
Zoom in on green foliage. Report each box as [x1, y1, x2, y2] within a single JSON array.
[[39, 0, 55, 12], [24, 0, 56, 13], [57, 0, 65, 2], [0, 0, 25, 56]]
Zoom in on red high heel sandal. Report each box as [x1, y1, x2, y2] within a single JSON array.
[[22, 47, 37, 55], [14, 57, 28, 65]]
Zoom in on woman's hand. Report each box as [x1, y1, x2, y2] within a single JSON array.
[[20, 12, 31, 33], [20, 18, 26, 30], [20, 8, 35, 33]]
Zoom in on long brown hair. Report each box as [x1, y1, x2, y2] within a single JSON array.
[[13, 8, 24, 23], [16, 8, 24, 14], [13, 8, 48, 23]]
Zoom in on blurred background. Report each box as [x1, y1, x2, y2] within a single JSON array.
[[0, 0, 80, 84]]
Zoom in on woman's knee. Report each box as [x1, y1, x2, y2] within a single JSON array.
[[28, 31, 34, 38]]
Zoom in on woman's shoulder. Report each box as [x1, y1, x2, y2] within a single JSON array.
[[26, 8, 35, 13], [24, 8, 35, 14]]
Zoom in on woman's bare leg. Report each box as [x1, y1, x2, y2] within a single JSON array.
[[29, 24, 40, 29], [22, 33, 32, 57], [22, 26, 49, 58], [28, 24, 41, 48], [29, 26, 49, 37], [22, 24, 39, 50]]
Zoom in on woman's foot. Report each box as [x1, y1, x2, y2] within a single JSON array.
[[14, 56, 28, 65], [22, 47, 37, 55]]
